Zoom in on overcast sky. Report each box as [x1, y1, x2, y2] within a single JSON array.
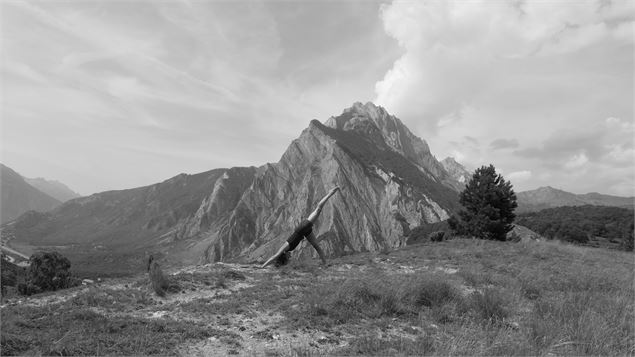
[[1, 0, 633, 197]]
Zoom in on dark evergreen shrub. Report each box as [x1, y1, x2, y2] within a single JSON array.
[[449, 165, 517, 241], [27, 251, 72, 293]]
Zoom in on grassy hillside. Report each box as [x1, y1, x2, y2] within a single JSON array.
[[2, 238, 633, 356]]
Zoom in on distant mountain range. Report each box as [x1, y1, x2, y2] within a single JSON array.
[[0, 164, 62, 224], [516, 186, 634, 213], [24, 177, 80, 203], [2, 102, 463, 268], [2, 102, 632, 273]]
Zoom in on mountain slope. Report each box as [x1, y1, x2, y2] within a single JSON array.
[[517, 186, 634, 213], [24, 177, 80, 202], [3, 103, 460, 270], [0, 164, 61, 224], [7, 168, 233, 248]]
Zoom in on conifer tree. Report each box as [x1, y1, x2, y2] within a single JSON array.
[[449, 164, 517, 241]]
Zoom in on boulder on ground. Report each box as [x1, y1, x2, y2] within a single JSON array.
[[507, 224, 544, 242]]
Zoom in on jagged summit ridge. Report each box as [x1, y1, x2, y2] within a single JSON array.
[[326, 102, 432, 159], [325, 102, 463, 192]]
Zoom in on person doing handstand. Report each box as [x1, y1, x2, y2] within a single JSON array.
[[261, 187, 340, 268]]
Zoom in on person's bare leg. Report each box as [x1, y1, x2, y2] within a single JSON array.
[[306, 232, 327, 265], [262, 242, 290, 268], [308, 187, 340, 223]]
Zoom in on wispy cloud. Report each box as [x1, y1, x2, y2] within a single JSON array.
[[1, 1, 397, 194]]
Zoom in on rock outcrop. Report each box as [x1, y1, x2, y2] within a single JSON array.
[[440, 157, 471, 190]]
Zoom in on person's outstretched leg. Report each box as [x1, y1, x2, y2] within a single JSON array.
[[308, 187, 340, 223]]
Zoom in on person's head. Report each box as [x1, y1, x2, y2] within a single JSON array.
[[274, 251, 290, 267]]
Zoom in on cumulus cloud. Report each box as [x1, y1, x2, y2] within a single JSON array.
[[514, 117, 633, 168], [564, 153, 589, 169], [375, 0, 632, 128], [375, 0, 633, 195]]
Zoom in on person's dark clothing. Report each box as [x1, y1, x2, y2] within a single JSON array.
[[274, 251, 289, 267], [286, 219, 313, 251]]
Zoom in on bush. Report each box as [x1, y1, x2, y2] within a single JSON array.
[[449, 165, 517, 241], [27, 252, 72, 293], [429, 231, 446, 242]]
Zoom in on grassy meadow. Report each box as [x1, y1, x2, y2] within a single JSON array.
[[1, 238, 633, 356]]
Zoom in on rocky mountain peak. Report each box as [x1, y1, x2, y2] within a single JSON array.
[[322, 102, 463, 190], [440, 157, 471, 185], [325, 102, 423, 150]]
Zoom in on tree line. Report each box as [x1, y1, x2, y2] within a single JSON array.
[[516, 205, 634, 251]]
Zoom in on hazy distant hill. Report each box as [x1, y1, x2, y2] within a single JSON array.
[[24, 177, 80, 203], [0, 164, 61, 224], [3, 102, 463, 271], [516, 186, 634, 213]]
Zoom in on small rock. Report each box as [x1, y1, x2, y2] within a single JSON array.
[[430, 324, 439, 329], [272, 334, 280, 340], [403, 326, 421, 334], [317, 335, 338, 345]]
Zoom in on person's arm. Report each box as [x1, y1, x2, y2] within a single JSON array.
[[306, 232, 327, 265], [307, 187, 340, 223], [261, 242, 290, 268]]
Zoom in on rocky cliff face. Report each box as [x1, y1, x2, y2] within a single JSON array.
[[326, 103, 461, 191], [4, 103, 461, 267], [440, 157, 471, 189], [198, 103, 461, 262]]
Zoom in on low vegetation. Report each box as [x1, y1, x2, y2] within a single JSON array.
[[2, 251, 80, 298], [1, 238, 633, 356], [517, 205, 634, 250]]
